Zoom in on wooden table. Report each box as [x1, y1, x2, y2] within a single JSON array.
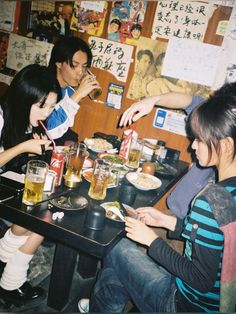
[[0, 158, 188, 310]]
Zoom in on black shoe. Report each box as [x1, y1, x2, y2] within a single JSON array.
[[0, 282, 45, 307], [0, 261, 6, 277]]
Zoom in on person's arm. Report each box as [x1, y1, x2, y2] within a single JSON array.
[[0, 139, 51, 167], [119, 92, 193, 127]]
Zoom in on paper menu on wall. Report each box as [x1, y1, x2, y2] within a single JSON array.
[[153, 108, 187, 137], [6, 34, 53, 72], [161, 37, 221, 87]]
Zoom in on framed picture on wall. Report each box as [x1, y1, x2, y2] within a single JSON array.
[[27, 0, 74, 42]]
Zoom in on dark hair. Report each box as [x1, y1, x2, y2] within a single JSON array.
[[0, 64, 59, 149], [190, 83, 236, 160], [131, 23, 142, 32], [154, 52, 165, 67], [110, 19, 121, 30], [48, 36, 93, 75], [137, 49, 154, 64]]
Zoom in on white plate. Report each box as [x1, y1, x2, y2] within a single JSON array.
[[84, 138, 113, 153], [82, 168, 118, 188], [126, 172, 162, 191]]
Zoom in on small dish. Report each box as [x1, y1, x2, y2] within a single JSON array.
[[82, 168, 118, 188], [98, 153, 126, 165], [126, 172, 162, 191], [82, 158, 93, 169], [101, 201, 125, 223], [50, 195, 88, 211], [84, 138, 113, 152]]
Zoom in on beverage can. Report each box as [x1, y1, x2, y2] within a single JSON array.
[[119, 129, 138, 159], [49, 149, 66, 186]]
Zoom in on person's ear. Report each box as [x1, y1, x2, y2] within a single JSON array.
[[220, 137, 234, 154]]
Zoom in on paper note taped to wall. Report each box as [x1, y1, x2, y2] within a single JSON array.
[[153, 108, 187, 136], [88, 36, 133, 82], [6, 33, 54, 71]]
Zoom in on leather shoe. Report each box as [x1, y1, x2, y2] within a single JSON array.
[[0, 282, 45, 307], [0, 260, 6, 277]]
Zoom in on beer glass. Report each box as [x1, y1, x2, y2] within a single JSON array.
[[88, 159, 110, 200], [64, 142, 88, 188], [22, 160, 48, 205], [86, 69, 102, 100], [126, 138, 144, 169]]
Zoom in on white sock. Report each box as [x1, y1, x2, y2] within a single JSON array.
[[0, 229, 28, 263], [0, 250, 33, 290]]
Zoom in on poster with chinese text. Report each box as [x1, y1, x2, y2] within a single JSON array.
[[6, 34, 53, 71], [106, 83, 124, 109], [70, 1, 107, 36], [88, 36, 133, 82], [151, 1, 216, 41]]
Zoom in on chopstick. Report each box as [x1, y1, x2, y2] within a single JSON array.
[[33, 189, 73, 207], [39, 121, 56, 150]]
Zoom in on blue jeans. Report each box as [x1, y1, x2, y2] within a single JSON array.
[[90, 238, 177, 313]]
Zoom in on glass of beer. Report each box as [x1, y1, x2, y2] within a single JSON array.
[[86, 69, 102, 100], [64, 142, 88, 188], [22, 160, 48, 205], [88, 159, 110, 200], [126, 138, 144, 169]]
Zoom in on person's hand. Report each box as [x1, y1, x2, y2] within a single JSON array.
[[19, 139, 52, 155], [125, 217, 158, 246], [119, 97, 158, 127], [137, 207, 177, 231], [72, 75, 101, 102], [33, 133, 48, 141]]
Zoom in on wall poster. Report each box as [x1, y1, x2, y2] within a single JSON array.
[[108, 1, 147, 45], [151, 1, 216, 41], [7, 33, 53, 71], [88, 36, 133, 82], [70, 1, 107, 36]]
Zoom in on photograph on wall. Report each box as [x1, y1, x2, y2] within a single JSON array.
[[127, 36, 211, 101], [151, 1, 216, 41], [70, 1, 107, 36], [27, 0, 73, 41], [107, 1, 147, 45]]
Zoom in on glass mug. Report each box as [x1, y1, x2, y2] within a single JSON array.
[[86, 69, 102, 100], [88, 159, 110, 200], [64, 142, 88, 188], [22, 160, 48, 205], [126, 138, 144, 169]]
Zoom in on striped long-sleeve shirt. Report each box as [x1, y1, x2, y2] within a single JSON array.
[[148, 177, 236, 312]]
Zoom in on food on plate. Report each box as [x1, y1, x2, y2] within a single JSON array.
[[101, 201, 125, 222], [126, 172, 162, 190], [99, 153, 126, 165], [84, 138, 113, 151]]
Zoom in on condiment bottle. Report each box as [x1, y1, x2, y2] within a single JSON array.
[[154, 140, 166, 161]]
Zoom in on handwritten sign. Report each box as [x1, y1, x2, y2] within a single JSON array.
[[162, 37, 221, 87], [6, 34, 53, 71], [88, 36, 133, 82], [151, 1, 215, 41]]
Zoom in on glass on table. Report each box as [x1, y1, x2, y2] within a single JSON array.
[[22, 160, 48, 205], [126, 138, 144, 169], [88, 159, 110, 200], [64, 142, 88, 188]]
